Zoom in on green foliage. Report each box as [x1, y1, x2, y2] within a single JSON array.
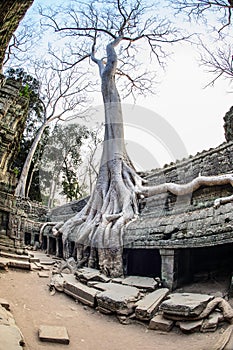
[[5, 67, 45, 201], [41, 123, 90, 204]]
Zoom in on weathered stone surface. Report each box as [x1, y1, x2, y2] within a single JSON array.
[[75, 267, 111, 283], [0, 305, 15, 326], [63, 274, 99, 307], [38, 272, 49, 278], [0, 251, 29, 261], [38, 325, 69, 344], [177, 319, 203, 333], [149, 314, 174, 332], [50, 274, 65, 292], [159, 293, 214, 318], [0, 298, 10, 311], [135, 288, 169, 321], [200, 311, 224, 333], [121, 276, 158, 292], [0, 325, 25, 350], [95, 282, 140, 315], [0, 257, 8, 270]]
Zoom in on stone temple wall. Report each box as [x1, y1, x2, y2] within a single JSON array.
[[0, 78, 29, 193]]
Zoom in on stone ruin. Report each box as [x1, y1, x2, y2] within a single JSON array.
[[0, 74, 233, 291], [1, 75, 233, 347], [0, 77, 47, 254]]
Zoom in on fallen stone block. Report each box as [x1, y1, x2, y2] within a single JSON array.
[[135, 288, 169, 321], [112, 277, 124, 284], [30, 263, 42, 271], [38, 325, 69, 344], [149, 314, 174, 332], [122, 276, 158, 292], [8, 259, 31, 270], [96, 282, 140, 315], [159, 293, 214, 318], [50, 274, 65, 292], [0, 298, 10, 311], [38, 272, 50, 278], [75, 267, 110, 283], [0, 257, 8, 270], [63, 274, 99, 307], [177, 319, 203, 333], [0, 324, 25, 350], [201, 311, 224, 333]]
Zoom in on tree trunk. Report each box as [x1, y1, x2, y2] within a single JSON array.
[[15, 123, 47, 197], [58, 38, 143, 277], [0, 0, 34, 72]]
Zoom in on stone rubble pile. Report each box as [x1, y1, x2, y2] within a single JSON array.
[[50, 265, 233, 335]]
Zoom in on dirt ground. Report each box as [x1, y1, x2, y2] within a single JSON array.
[[0, 254, 230, 350]]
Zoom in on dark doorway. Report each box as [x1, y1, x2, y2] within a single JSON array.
[[24, 232, 31, 245], [124, 248, 161, 277], [190, 243, 233, 279], [49, 237, 56, 255]]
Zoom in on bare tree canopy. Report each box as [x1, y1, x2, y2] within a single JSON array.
[[0, 0, 34, 72], [37, 0, 233, 277], [169, 0, 233, 32]]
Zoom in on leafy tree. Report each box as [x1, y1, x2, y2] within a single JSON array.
[[14, 61, 89, 198], [40, 123, 89, 207], [5, 68, 46, 200]]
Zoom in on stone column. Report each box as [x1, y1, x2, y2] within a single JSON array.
[[160, 249, 178, 290]]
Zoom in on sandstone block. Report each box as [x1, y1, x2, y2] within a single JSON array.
[[63, 274, 99, 307], [159, 293, 214, 318], [122, 276, 158, 292], [135, 288, 169, 321], [38, 325, 69, 344], [149, 314, 174, 332]]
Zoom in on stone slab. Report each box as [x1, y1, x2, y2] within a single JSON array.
[[200, 311, 224, 333], [0, 251, 29, 261], [40, 260, 55, 265], [0, 325, 24, 350], [122, 276, 158, 292], [0, 257, 8, 270], [95, 282, 140, 315], [149, 314, 174, 332], [75, 267, 111, 283], [8, 259, 31, 270], [159, 293, 214, 317], [38, 325, 69, 344], [177, 319, 203, 333], [38, 272, 50, 278], [0, 298, 10, 311], [135, 288, 169, 321], [63, 274, 99, 307]]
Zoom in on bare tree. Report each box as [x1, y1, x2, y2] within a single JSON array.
[[0, 0, 34, 72], [15, 62, 89, 197], [169, 0, 233, 32], [45, 0, 233, 277]]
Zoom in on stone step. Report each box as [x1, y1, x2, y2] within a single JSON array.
[[0, 257, 30, 270], [0, 251, 29, 261], [135, 288, 169, 321], [63, 274, 99, 307]]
